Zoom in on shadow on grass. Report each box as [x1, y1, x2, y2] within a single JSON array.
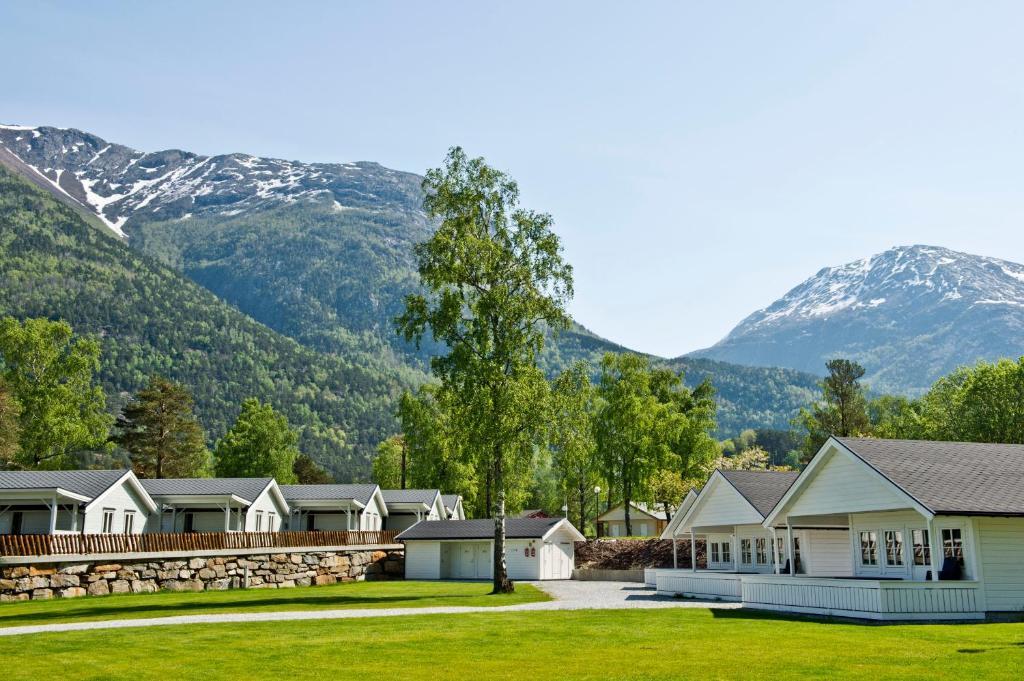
[[0, 591, 514, 626], [710, 607, 1024, 629]]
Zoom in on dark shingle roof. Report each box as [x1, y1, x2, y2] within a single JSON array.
[[837, 437, 1024, 515], [720, 470, 799, 517], [381, 489, 439, 507], [441, 494, 461, 511], [397, 518, 564, 541], [280, 484, 377, 506], [140, 478, 272, 503], [0, 470, 126, 499]]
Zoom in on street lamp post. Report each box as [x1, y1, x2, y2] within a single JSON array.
[[593, 485, 601, 538]]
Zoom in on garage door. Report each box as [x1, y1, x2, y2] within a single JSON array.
[[455, 542, 492, 579]]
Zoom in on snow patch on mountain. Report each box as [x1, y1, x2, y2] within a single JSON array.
[[0, 124, 425, 239]]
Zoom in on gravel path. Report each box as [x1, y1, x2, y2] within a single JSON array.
[[0, 581, 737, 637]]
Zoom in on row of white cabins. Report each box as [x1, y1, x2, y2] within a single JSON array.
[[0, 473, 464, 536], [653, 437, 1024, 620]]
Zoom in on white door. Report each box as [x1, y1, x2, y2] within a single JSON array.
[[475, 543, 491, 579]]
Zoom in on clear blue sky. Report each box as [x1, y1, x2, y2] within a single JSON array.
[[5, 1, 1024, 356]]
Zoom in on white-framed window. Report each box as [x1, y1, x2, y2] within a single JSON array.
[[911, 529, 930, 566], [721, 541, 731, 563], [884, 530, 904, 566], [254, 511, 264, 532], [776, 537, 786, 566], [740, 538, 752, 564], [123, 511, 135, 535], [755, 537, 768, 565], [941, 528, 965, 570], [267, 512, 276, 531], [710, 542, 720, 563], [860, 531, 878, 566], [101, 508, 115, 534]]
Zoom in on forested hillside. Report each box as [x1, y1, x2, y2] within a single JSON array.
[[0, 167, 420, 479]]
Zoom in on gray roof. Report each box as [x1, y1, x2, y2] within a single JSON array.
[[381, 489, 439, 507], [397, 517, 565, 541], [441, 494, 461, 511], [720, 470, 799, 517], [140, 477, 272, 503], [0, 470, 126, 499], [837, 437, 1024, 516], [280, 484, 377, 506]]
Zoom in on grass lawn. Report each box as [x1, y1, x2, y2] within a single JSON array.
[[2, 607, 1023, 681], [0, 580, 548, 627]]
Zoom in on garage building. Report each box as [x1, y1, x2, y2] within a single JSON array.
[[398, 517, 584, 580]]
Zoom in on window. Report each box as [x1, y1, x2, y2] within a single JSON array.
[[710, 542, 720, 563], [912, 529, 930, 566], [123, 511, 135, 535], [101, 508, 115, 534], [755, 537, 768, 565], [793, 537, 803, 574], [740, 538, 752, 564], [721, 541, 731, 563], [254, 511, 264, 532], [776, 537, 786, 566], [267, 512, 276, 531], [860, 531, 878, 566], [942, 528, 965, 569], [884, 530, 904, 566]]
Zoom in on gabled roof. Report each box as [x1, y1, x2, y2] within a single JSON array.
[[719, 470, 799, 517], [836, 437, 1024, 516], [441, 494, 461, 510], [281, 484, 378, 507], [381, 489, 440, 507], [140, 477, 274, 504], [659, 489, 699, 539], [0, 470, 127, 499], [396, 517, 584, 541]]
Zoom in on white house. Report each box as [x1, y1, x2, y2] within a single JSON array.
[[658, 488, 699, 570], [381, 489, 446, 531], [141, 478, 289, 533], [398, 518, 585, 581], [441, 494, 466, 520], [281, 484, 387, 531], [0, 470, 156, 535], [596, 502, 668, 537], [655, 469, 798, 599], [656, 437, 1024, 620]]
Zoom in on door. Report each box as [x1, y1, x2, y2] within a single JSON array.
[[638, 522, 649, 536], [475, 543, 491, 579]]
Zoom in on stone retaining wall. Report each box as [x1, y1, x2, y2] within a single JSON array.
[[0, 547, 404, 602]]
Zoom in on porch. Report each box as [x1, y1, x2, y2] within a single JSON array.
[[653, 570, 983, 619]]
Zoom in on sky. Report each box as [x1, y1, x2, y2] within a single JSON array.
[[4, 1, 1024, 356]]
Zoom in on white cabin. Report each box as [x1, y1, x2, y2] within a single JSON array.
[[381, 489, 446, 531], [0, 470, 156, 535], [399, 518, 585, 581], [141, 478, 289, 533], [281, 483, 387, 531]]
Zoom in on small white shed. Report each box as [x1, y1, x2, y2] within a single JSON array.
[[397, 517, 585, 581]]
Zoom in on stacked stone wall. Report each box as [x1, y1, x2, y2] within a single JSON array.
[[0, 548, 403, 601]]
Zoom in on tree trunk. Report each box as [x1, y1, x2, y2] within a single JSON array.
[[623, 478, 632, 536], [578, 488, 586, 536], [492, 449, 513, 593], [400, 439, 407, 489]]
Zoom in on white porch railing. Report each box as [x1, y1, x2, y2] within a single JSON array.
[[741, 575, 983, 620], [655, 570, 743, 601]]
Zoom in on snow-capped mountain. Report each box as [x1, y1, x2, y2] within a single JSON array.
[[692, 245, 1024, 394], [0, 124, 424, 237]]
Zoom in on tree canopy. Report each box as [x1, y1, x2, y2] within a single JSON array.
[[214, 398, 300, 483]]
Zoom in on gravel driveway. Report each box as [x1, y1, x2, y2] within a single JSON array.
[[0, 581, 737, 637]]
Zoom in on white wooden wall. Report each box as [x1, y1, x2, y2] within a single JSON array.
[[787, 447, 908, 517], [689, 478, 762, 528], [976, 516, 1024, 611], [404, 541, 441, 579], [803, 529, 853, 576], [83, 482, 152, 534]]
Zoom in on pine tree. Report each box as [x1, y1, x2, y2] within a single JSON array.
[[114, 376, 211, 478]]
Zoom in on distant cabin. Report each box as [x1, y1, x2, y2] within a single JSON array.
[[596, 502, 668, 538]]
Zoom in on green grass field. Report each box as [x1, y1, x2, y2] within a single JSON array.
[[0, 580, 548, 627], [2, 607, 1023, 681]]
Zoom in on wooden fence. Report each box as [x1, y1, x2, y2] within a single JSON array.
[[0, 530, 400, 558]]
